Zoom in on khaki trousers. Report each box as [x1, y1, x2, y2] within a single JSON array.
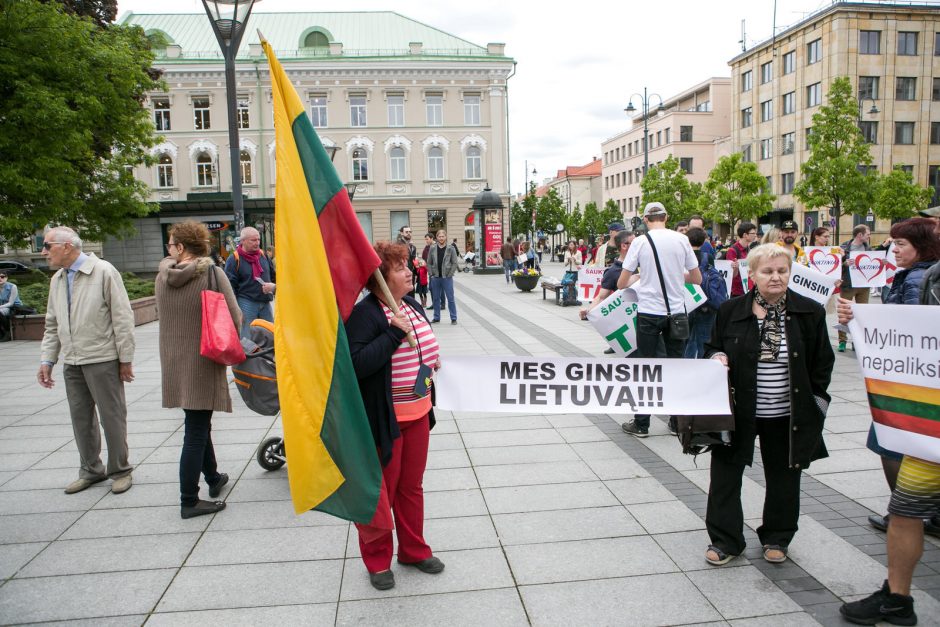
[[838, 287, 870, 342], [63, 360, 132, 480]]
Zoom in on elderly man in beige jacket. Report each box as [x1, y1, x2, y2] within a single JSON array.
[[38, 226, 136, 495]]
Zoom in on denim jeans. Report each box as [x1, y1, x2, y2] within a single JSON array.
[[684, 308, 716, 359], [179, 409, 221, 507], [429, 276, 457, 321], [503, 260, 514, 283], [633, 313, 688, 429], [236, 296, 273, 338]]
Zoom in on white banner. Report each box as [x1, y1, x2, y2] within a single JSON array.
[[435, 355, 732, 415], [739, 258, 750, 291], [885, 244, 898, 288], [804, 246, 843, 277], [715, 260, 734, 297], [577, 267, 605, 301], [587, 288, 639, 356], [788, 262, 839, 306], [849, 250, 888, 288], [847, 305, 940, 463], [683, 283, 707, 312]]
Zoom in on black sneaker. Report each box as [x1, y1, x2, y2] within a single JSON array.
[[621, 420, 649, 438], [925, 516, 940, 538], [868, 514, 889, 532], [603, 347, 615, 354], [840, 580, 916, 625], [208, 473, 228, 498]]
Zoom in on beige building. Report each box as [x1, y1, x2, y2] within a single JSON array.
[[729, 1, 940, 237], [601, 78, 731, 222], [103, 12, 513, 272], [545, 159, 603, 213]]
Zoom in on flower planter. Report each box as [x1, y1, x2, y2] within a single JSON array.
[[512, 274, 540, 292]]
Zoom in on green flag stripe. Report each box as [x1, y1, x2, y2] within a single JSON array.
[[291, 112, 342, 217], [868, 393, 940, 422]]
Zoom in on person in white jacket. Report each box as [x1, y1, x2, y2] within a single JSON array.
[[37, 226, 136, 495]]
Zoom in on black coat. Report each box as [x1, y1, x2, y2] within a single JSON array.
[[704, 289, 835, 469], [345, 293, 436, 466]]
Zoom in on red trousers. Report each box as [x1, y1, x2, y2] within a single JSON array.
[[359, 414, 432, 573]]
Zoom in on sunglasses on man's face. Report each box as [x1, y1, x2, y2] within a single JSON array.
[[42, 241, 68, 250]]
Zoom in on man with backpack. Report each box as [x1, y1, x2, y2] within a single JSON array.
[[685, 227, 727, 358], [224, 226, 276, 337]]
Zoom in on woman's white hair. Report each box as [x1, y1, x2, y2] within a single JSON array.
[[47, 226, 82, 250], [747, 243, 792, 271]]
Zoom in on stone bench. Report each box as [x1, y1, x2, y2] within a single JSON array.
[[10, 296, 158, 341]]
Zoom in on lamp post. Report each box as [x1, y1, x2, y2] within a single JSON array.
[[202, 0, 260, 235], [625, 88, 665, 178]]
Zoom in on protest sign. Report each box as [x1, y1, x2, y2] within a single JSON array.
[[683, 283, 707, 312], [577, 266, 605, 300], [435, 355, 732, 416], [586, 288, 639, 356], [804, 246, 843, 276], [848, 305, 940, 464], [715, 260, 734, 297], [884, 244, 898, 289], [788, 262, 838, 306], [849, 250, 888, 288], [739, 259, 750, 290]]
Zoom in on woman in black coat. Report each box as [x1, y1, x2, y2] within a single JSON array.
[[703, 243, 834, 566]]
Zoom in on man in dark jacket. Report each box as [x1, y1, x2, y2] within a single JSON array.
[[224, 227, 276, 337]]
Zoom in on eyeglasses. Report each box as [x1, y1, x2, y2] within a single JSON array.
[[166, 242, 180, 250], [42, 241, 68, 250]]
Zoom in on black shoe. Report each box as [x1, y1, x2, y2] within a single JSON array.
[[431, 319, 440, 324], [621, 420, 649, 438], [604, 347, 615, 354], [369, 569, 395, 590], [926, 516, 940, 538], [667, 416, 678, 435], [398, 556, 445, 574], [868, 514, 889, 532], [840, 580, 916, 625], [181, 499, 226, 519], [451, 320, 457, 325], [208, 473, 229, 498]]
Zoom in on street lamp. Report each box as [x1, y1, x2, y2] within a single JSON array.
[[201, 0, 260, 234], [625, 88, 665, 177], [344, 182, 358, 200], [858, 96, 880, 119]]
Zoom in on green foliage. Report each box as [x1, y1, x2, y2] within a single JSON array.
[[793, 77, 875, 243], [639, 156, 702, 225], [47, 0, 118, 26], [18, 283, 49, 314], [14, 271, 154, 314], [873, 167, 934, 221], [0, 0, 162, 245], [700, 153, 776, 228], [599, 200, 624, 230], [565, 204, 584, 240], [510, 201, 529, 239], [535, 188, 565, 234]]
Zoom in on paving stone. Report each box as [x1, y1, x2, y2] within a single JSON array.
[[337, 588, 527, 626], [91, 481, 180, 509], [148, 603, 337, 626], [581, 456, 650, 479], [653, 529, 750, 572], [425, 449, 471, 469], [483, 481, 618, 514], [462, 429, 565, 448], [786, 515, 886, 596], [187, 525, 348, 565], [19, 532, 200, 576], [424, 489, 488, 519], [223, 477, 292, 503], [474, 460, 596, 488], [492, 506, 643, 545], [0, 542, 46, 579], [0, 485, 108, 515], [467, 443, 578, 466], [627, 500, 707, 533], [453, 415, 552, 432], [0, 511, 82, 544], [605, 477, 676, 505], [60, 506, 209, 539], [206, 499, 347, 532], [728, 613, 822, 626], [423, 467, 479, 492], [687, 565, 802, 619]]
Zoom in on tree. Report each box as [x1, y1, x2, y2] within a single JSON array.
[[699, 153, 776, 228], [873, 166, 934, 222], [535, 188, 565, 235], [600, 199, 623, 228], [46, 0, 118, 27], [509, 201, 529, 238], [0, 0, 162, 245], [565, 204, 584, 241], [793, 76, 875, 243], [639, 155, 702, 225]]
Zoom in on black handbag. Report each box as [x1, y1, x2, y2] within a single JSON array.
[[676, 386, 735, 456], [645, 232, 690, 341]]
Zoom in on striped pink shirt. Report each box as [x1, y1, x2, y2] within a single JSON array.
[[381, 302, 440, 420]]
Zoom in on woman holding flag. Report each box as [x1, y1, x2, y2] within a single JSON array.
[[346, 242, 444, 591]]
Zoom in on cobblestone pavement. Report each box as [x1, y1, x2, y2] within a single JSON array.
[[1, 262, 939, 626]]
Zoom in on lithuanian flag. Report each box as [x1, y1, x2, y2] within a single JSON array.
[[867, 378, 940, 465], [263, 40, 387, 525]]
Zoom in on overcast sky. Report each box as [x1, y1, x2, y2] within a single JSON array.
[[118, 0, 831, 194]]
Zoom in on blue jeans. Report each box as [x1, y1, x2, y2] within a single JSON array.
[[633, 313, 688, 429], [429, 276, 457, 321], [684, 308, 716, 359], [237, 296, 273, 337], [503, 260, 514, 283]]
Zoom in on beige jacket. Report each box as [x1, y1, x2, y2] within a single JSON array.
[[40, 254, 135, 366]]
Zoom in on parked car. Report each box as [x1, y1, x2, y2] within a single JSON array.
[[0, 260, 36, 275]]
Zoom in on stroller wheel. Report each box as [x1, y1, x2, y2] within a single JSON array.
[[257, 436, 286, 471]]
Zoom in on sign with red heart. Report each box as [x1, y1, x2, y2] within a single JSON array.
[[849, 251, 888, 287], [805, 247, 843, 275]]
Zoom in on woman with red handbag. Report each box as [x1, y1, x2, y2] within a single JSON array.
[[156, 221, 242, 519]]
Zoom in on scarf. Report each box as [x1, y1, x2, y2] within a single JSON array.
[[754, 290, 786, 362], [236, 244, 263, 280]]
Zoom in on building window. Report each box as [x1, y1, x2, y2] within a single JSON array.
[[932, 122, 940, 145], [239, 150, 252, 185], [765, 176, 772, 193], [153, 98, 170, 131], [389, 146, 406, 180], [760, 61, 773, 84], [628, 170, 633, 185], [237, 97, 249, 129], [352, 147, 369, 180], [465, 146, 482, 179], [781, 172, 794, 194], [742, 144, 752, 162], [387, 94, 404, 127], [930, 166, 940, 206], [741, 107, 752, 128], [193, 97, 210, 130], [464, 94, 481, 126], [350, 96, 367, 127], [390, 211, 410, 237], [303, 30, 329, 49], [936, 33, 940, 55], [760, 100, 773, 122], [679, 157, 693, 174], [807, 38, 821, 64], [782, 50, 795, 74], [656, 130, 662, 146], [807, 83, 821, 107], [859, 76, 879, 100], [859, 121, 878, 144], [427, 209, 446, 232], [156, 153, 173, 188], [679, 126, 693, 142], [933, 78, 940, 101], [615, 147, 620, 161], [805, 127, 814, 149], [896, 77, 916, 101], [895, 122, 915, 145], [664, 128, 671, 143], [781, 132, 795, 155], [859, 30, 881, 54], [426, 94, 443, 126], [741, 70, 752, 92], [760, 138, 773, 160], [356, 212, 373, 241], [195, 152, 213, 187], [427, 146, 444, 179], [898, 31, 918, 55], [310, 95, 327, 127], [782, 92, 795, 115]]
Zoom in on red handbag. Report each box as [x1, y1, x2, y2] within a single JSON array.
[[200, 266, 246, 365]]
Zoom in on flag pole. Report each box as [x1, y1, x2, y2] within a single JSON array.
[[371, 269, 417, 348]]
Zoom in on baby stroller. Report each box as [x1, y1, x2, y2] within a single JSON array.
[[461, 251, 478, 272], [233, 319, 286, 471]]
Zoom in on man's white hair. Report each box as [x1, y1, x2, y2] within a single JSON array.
[[240, 226, 260, 239], [47, 226, 82, 250]]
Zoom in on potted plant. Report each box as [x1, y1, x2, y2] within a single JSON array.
[[511, 267, 541, 292]]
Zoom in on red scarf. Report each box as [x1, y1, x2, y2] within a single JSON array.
[[236, 245, 263, 279]]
